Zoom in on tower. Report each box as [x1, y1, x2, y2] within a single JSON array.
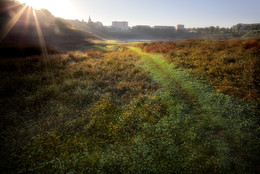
[[88, 16, 92, 24]]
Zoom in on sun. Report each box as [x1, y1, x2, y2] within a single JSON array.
[[18, 0, 52, 9], [18, 0, 71, 10], [1, 0, 72, 55], [17, 0, 73, 19]]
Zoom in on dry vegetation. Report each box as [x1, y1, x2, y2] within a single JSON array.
[[0, 46, 160, 172], [0, 42, 259, 173], [137, 38, 260, 100]]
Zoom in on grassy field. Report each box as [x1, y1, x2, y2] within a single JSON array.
[[137, 38, 260, 100], [0, 41, 259, 173]]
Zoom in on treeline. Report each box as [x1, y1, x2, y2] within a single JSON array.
[[232, 23, 260, 32], [188, 24, 259, 34]]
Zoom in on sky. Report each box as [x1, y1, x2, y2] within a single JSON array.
[[17, 0, 260, 28]]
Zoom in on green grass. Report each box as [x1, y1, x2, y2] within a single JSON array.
[[129, 47, 259, 173], [137, 39, 260, 100], [0, 44, 259, 173]]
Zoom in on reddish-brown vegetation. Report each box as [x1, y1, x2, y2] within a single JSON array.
[[137, 38, 260, 100]]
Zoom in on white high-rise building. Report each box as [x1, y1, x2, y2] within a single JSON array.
[[176, 24, 185, 30]]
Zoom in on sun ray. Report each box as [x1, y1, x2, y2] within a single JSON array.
[[0, 3, 49, 58], [32, 8, 48, 57], [0, 5, 27, 42], [24, 6, 32, 28]]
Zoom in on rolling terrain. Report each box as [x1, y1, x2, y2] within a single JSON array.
[[0, 1, 101, 58], [0, 40, 259, 173], [0, 1, 259, 173]]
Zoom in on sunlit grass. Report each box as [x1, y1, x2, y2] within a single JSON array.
[[137, 39, 260, 100], [0, 45, 160, 172], [1, 1, 259, 173], [1, 44, 259, 173]]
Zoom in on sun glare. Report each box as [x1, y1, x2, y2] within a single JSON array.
[[18, 0, 52, 9], [1, 0, 75, 55], [18, 0, 72, 19]]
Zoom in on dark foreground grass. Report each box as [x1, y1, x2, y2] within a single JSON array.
[[0, 44, 259, 173], [0, 46, 159, 172]]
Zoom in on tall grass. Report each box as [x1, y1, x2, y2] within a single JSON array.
[[0, 44, 259, 173], [0, 46, 158, 172], [137, 38, 260, 100], [130, 47, 259, 173]]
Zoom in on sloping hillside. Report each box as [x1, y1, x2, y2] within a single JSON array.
[[0, 1, 101, 57]]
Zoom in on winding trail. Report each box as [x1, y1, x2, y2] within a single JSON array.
[[128, 46, 257, 119], [129, 46, 207, 118]]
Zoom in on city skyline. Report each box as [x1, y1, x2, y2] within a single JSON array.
[[17, 0, 260, 28]]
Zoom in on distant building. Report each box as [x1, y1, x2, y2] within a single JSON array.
[[95, 21, 103, 27], [187, 28, 197, 33], [88, 16, 103, 28], [154, 26, 176, 31], [88, 16, 92, 24], [112, 21, 129, 31], [132, 25, 152, 31], [176, 24, 185, 30]]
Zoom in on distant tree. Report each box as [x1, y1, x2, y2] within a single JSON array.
[[209, 26, 215, 33], [220, 27, 228, 33], [214, 26, 220, 33]]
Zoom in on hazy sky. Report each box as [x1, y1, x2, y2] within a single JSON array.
[[18, 0, 260, 28]]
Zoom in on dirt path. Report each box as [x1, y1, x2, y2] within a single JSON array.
[[130, 47, 205, 116], [129, 46, 258, 119]]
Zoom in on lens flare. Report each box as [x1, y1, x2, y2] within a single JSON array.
[[0, 3, 48, 57], [32, 8, 48, 57], [17, 0, 72, 20], [19, 0, 44, 9], [24, 6, 32, 28]]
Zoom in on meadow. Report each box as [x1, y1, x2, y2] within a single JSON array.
[[137, 38, 260, 100], [0, 40, 259, 173]]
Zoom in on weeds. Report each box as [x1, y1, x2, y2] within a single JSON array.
[[0, 45, 158, 172], [137, 38, 260, 100], [0, 43, 259, 173]]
